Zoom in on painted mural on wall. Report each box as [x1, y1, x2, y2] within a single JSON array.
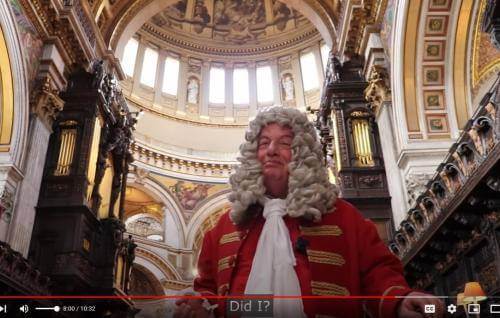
[[8, 0, 43, 89], [150, 0, 306, 45], [150, 173, 229, 211], [169, 180, 212, 210]]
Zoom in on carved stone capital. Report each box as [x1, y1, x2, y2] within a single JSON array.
[[364, 65, 391, 117], [30, 76, 64, 129]]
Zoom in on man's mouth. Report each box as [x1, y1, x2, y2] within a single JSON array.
[[264, 161, 282, 167]]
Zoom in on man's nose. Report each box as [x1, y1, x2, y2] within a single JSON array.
[[266, 140, 278, 155]]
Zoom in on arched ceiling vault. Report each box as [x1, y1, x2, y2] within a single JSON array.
[[102, 0, 337, 58]]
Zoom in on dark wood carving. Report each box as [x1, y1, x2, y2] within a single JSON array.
[[389, 73, 500, 303], [29, 61, 137, 317], [315, 53, 393, 237]]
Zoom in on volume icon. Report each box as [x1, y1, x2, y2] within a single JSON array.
[[19, 305, 29, 313]]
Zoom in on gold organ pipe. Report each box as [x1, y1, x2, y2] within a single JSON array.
[[87, 118, 102, 201], [353, 120, 360, 160], [70, 129, 76, 170], [352, 119, 375, 167], [361, 120, 369, 165], [364, 121, 374, 165], [55, 129, 77, 175]]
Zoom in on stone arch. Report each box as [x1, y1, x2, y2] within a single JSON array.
[[0, 1, 30, 241], [108, 0, 336, 59], [0, 1, 29, 178], [127, 172, 187, 249], [129, 263, 165, 296], [392, 0, 474, 144], [185, 189, 231, 251], [135, 247, 182, 281]]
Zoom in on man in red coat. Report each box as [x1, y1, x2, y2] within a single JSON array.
[[175, 107, 443, 318]]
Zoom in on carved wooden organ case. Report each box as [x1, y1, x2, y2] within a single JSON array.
[[316, 54, 393, 242], [29, 63, 137, 316]]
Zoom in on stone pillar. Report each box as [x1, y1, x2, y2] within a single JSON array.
[[312, 45, 325, 84], [248, 62, 258, 118], [270, 59, 281, 106], [132, 39, 146, 93], [364, 64, 407, 225], [225, 63, 234, 120], [153, 50, 166, 106], [291, 53, 306, 110], [7, 43, 65, 256], [8, 76, 64, 256], [200, 61, 211, 118], [177, 56, 189, 115]]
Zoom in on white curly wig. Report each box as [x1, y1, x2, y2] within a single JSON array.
[[228, 106, 338, 225]]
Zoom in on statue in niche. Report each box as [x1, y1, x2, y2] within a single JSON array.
[[281, 73, 295, 101], [187, 77, 199, 104]]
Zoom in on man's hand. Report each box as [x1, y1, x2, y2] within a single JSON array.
[[173, 298, 211, 318], [397, 291, 444, 318]]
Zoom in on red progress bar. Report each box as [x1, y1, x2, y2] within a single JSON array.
[[0, 295, 397, 300]]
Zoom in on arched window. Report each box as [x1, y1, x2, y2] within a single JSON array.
[[162, 56, 180, 96], [300, 51, 319, 91], [209, 67, 225, 103], [122, 38, 139, 77], [233, 68, 249, 105], [140, 47, 158, 88], [256, 66, 273, 103]]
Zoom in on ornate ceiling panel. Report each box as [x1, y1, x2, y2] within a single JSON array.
[[144, 0, 316, 57]]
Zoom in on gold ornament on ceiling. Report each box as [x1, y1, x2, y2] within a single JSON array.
[[147, 0, 315, 51]]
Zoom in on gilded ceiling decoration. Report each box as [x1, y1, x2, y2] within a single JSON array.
[[124, 186, 164, 219], [143, 0, 317, 56], [472, 0, 500, 93]]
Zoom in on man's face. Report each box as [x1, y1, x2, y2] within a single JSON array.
[[257, 123, 294, 183]]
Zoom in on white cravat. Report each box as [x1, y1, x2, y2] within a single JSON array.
[[244, 198, 305, 318]]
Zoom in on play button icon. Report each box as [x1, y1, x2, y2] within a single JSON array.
[[0, 304, 6, 313]]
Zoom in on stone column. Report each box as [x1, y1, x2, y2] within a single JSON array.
[[291, 53, 306, 110], [225, 63, 234, 120], [132, 39, 146, 93], [177, 56, 189, 115], [270, 59, 281, 106], [7, 43, 66, 256], [153, 50, 166, 107], [200, 61, 211, 119], [364, 65, 407, 225], [8, 75, 64, 256], [312, 45, 325, 84], [248, 62, 258, 118]]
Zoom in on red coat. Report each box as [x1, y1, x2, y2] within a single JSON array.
[[194, 199, 412, 318]]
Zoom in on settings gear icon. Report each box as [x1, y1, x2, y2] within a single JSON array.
[[447, 304, 457, 314]]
